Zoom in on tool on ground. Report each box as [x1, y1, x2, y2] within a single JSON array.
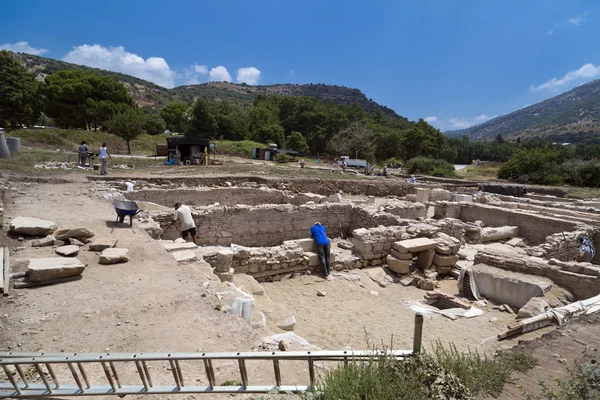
[[337, 213, 343, 239], [113, 200, 143, 227]]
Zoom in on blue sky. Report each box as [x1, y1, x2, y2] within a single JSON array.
[[2, 0, 600, 131]]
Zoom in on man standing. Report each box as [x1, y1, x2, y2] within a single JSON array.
[[78, 141, 88, 167], [99, 142, 112, 175], [166, 202, 198, 245], [311, 222, 331, 278]]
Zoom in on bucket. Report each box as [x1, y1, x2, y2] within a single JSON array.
[[6, 137, 20, 153]]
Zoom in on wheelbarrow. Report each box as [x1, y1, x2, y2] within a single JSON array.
[[113, 200, 143, 227]]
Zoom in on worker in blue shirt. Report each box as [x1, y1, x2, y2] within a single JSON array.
[[310, 222, 331, 277]]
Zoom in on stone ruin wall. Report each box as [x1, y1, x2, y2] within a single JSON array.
[[475, 249, 600, 299], [459, 203, 582, 245], [153, 201, 427, 248], [126, 187, 325, 208], [527, 229, 600, 262]]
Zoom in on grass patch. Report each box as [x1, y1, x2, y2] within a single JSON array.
[[316, 341, 537, 399], [457, 162, 502, 180], [405, 157, 456, 178]]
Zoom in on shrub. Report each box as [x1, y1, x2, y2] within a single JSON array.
[[275, 153, 293, 163], [498, 147, 563, 185], [561, 159, 600, 188], [316, 342, 537, 399], [405, 157, 456, 178]]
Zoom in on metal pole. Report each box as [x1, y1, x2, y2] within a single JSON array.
[[412, 313, 424, 354]]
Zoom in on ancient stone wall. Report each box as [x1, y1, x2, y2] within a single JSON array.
[[527, 229, 599, 261], [460, 203, 582, 245], [153, 201, 426, 248], [154, 203, 355, 247], [126, 187, 325, 207], [475, 248, 600, 299]]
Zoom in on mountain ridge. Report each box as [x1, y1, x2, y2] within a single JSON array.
[[11, 52, 404, 120], [449, 79, 600, 142]]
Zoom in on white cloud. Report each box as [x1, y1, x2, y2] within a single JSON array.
[[236, 67, 261, 85], [0, 41, 48, 55], [63, 44, 176, 88], [530, 63, 600, 91], [447, 114, 497, 130], [194, 64, 208, 74], [209, 66, 232, 82], [567, 11, 589, 26], [424, 116, 438, 123], [543, 11, 589, 36]]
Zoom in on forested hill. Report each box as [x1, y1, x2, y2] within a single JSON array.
[[449, 79, 600, 143], [12, 52, 403, 119]]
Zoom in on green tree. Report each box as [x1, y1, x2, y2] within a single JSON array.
[[107, 109, 146, 154], [247, 102, 284, 145], [401, 119, 446, 160], [0, 50, 41, 129], [212, 100, 248, 140], [285, 131, 309, 153], [41, 70, 134, 129], [187, 99, 217, 138], [160, 102, 190, 132], [328, 122, 375, 161], [143, 115, 166, 135]]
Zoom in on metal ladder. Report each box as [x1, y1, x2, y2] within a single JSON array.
[[0, 317, 424, 398]]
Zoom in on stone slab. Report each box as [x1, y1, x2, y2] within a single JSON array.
[[28, 258, 85, 283], [99, 248, 130, 264], [32, 235, 55, 248], [394, 238, 438, 253], [433, 253, 459, 267], [233, 273, 266, 296], [453, 194, 473, 203], [55, 228, 95, 241], [416, 249, 435, 269], [89, 238, 118, 251], [296, 238, 317, 252], [9, 217, 57, 236], [506, 237, 526, 247], [469, 263, 552, 308], [162, 242, 198, 252], [386, 255, 411, 274], [173, 250, 198, 263], [55, 245, 80, 257], [390, 249, 413, 260], [517, 297, 549, 319]]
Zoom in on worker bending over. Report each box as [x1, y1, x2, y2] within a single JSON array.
[[166, 202, 198, 245]]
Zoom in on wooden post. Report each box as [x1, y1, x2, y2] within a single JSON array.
[[2, 247, 9, 296], [412, 313, 424, 354]]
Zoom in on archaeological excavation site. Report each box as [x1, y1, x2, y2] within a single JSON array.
[[1, 173, 599, 398]]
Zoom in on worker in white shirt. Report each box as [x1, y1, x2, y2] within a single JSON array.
[[165, 202, 198, 245]]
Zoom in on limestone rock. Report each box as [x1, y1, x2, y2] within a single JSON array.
[[417, 278, 438, 291], [233, 274, 266, 296], [394, 238, 438, 253], [173, 250, 197, 263], [433, 232, 461, 254], [506, 237, 526, 247], [386, 255, 411, 274], [99, 248, 130, 264], [32, 235, 55, 248], [517, 297, 550, 319], [28, 258, 85, 282], [215, 268, 235, 282], [390, 249, 413, 260], [174, 238, 187, 244], [365, 266, 395, 288], [433, 253, 459, 267], [162, 242, 198, 252], [137, 217, 163, 239], [416, 250, 435, 269], [328, 193, 342, 202], [55, 228, 95, 241], [317, 290, 326, 297], [55, 245, 80, 257], [277, 316, 296, 331], [213, 250, 233, 273], [435, 265, 453, 275], [89, 238, 118, 251], [251, 312, 266, 329], [480, 226, 519, 243], [69, 238, 85, 246], [400, 275, 416, 286], [9, 216, 57, 236]]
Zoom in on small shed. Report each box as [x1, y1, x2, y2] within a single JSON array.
[[167, 137, 210, 165]]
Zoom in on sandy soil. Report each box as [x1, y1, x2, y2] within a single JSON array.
[[264, 270, 516, 353]]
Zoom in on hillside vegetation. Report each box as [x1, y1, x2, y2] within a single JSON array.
[[449, 79, 600, 142], [11, 52, 403, 118]]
